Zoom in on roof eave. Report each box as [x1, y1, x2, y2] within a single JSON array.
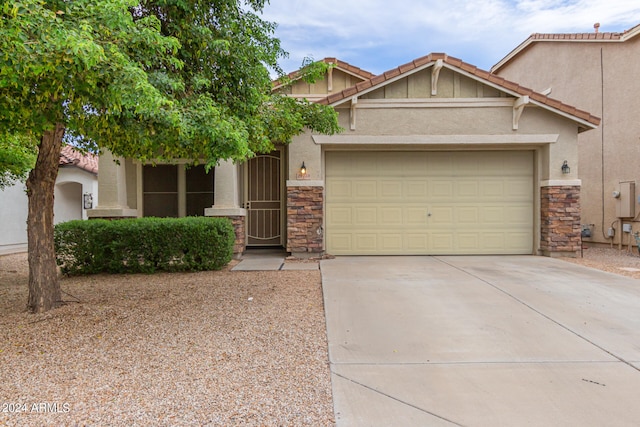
[[327, 60, 441, 108], [491, 37, 535, 73], [272, 58, 375, 91], [527, 99, 600, 131], [622, 23, 640, 41], [317, 53, 600, 129], [492, 24, 640, 72]]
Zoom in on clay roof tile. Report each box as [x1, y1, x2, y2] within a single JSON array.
[[59, 145, 98, 175], [398, 62, 416, 74], [413, 55, 433, 67], [313, 52, 600, 127], [384, 68, 401, 79], [445, 56, 463, 67]]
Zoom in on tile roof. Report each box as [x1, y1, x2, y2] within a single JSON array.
[[492, 23, 640, 72], [59, 145, 98, 175], [316, 52, 600, 128], [273, 58, 375, 88]]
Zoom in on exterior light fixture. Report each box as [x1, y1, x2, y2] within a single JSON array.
[[83, 193, 93, 210], [561, 160, 570, 174], [296, 161, 309, 180]]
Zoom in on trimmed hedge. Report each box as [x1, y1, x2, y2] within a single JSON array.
[[54, 217, 235, 275]]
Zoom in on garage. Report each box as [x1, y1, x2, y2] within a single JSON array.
[[325, 150, 534, 255]]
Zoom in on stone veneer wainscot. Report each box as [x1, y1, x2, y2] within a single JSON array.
[[227, 216, 246, 257], [540, 185, 581, 257], [287, 185, 323, 255]]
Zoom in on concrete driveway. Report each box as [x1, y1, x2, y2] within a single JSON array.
[[320, 256, 640, 426]]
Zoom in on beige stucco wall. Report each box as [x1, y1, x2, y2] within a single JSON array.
[[286, 67, 585, 255], [495, 37, 640, 244], [88, 150, 137, 218], [288, 129, 322, 181], [124, 158, 137, 210], [322, 104, 579, 181], [288, 67, 582, 183], [361, 68, 505, 100]]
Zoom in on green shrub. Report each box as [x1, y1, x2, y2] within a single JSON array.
[[54, 217, 235, 275]]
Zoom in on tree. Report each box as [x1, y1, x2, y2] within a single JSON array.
[[0, 0, 339, 313], [128, 0, 340, 165]]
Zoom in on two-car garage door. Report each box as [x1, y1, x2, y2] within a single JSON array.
[[325, 151, 534, 255]]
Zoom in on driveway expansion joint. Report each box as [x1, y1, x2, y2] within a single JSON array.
[[433, 256, 640, 374], [331, 371, 464, 426]]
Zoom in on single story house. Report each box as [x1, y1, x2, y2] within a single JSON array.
[[89, 53, 599, 258], [492, 23, 640, 247], [0, 146, 98, 251]]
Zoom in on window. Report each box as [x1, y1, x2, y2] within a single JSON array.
[[143, 164, 214, 217]]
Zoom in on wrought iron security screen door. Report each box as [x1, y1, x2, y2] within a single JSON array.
[[245, 149, 283, 246]]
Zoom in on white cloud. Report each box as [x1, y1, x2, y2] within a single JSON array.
[[260, 0, 640, 74]]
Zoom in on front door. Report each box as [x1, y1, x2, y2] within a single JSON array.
[[245, 149, 284, 247]]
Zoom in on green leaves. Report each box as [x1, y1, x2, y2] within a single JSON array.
[[0, 0, 180, 137], [131, 0, 339, 159], [0, 0, 340, 178], [54, 217, 235, 274], [0, 133, 37, 188]]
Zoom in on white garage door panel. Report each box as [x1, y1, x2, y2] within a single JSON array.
[[326, 151, 534, 255]]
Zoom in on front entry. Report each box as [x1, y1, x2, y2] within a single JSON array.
[[245, 149, 284, 247]]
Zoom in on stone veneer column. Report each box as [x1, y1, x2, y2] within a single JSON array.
[[87, 150, 137, 218], [204, 160, 246, 259], [287, 181, 324, 257], [540, 185, 581, 257]]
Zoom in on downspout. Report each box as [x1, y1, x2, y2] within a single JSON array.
[[600, 47, 608, 242]]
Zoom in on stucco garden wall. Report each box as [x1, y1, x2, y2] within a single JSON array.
[[0, 182, 29, 248]]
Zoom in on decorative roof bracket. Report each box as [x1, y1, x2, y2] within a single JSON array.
[[431, 59, 444, 96], [513, 95, 530, 130], [350, 96, 358, 130]]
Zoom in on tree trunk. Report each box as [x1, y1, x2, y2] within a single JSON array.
[[26, 123, 64, 313]]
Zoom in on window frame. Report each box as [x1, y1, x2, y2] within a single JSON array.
[[138, 161, 214, 218]]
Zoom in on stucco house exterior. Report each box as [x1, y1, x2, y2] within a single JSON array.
[[89, 54, 599, 258], [0, 146, 98, 251], [492, 23, 640, 248]]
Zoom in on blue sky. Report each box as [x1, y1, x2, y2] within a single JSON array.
[[261, 0, 640, 76]]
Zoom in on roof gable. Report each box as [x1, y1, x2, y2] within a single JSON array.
[[492, 23, 640, 72], [272, 58, 374, 91], [317, 52, 600, 130]]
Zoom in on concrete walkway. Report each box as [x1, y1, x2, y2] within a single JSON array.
[[321, 256, 640, 426], [0, 244, 27, 256], [231, 248, 319, 271]]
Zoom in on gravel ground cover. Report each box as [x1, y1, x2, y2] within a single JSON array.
[[561, 246, 640, 280], [1, 247, 639, 426], [0, 254, 333, 426]]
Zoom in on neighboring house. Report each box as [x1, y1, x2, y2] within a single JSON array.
[[492, 23, 640, 247], [56, 146, 99, 222], [0, 146, 98, 250], [90, 54, 599, 258]]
